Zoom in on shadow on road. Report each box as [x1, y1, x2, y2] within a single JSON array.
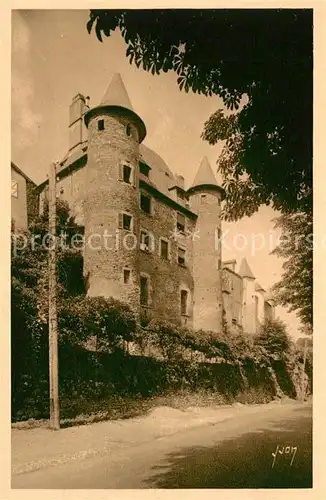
[[143, 407, 312, 489]]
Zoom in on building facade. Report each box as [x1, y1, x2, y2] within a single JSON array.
[[11, 162, 38, 231], [32, 73, 275, 334]]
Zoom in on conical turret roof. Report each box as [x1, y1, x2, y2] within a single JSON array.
[[188, 157, 225, 198], [238, 257, 255, 279], [191, 156, 218, 188], [84, 73, 146, 142], [100, 73, 134, 111]]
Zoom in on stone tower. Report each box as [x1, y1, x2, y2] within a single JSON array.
[[188, 157, 225, 333], [83, 73, 146, 310], [239, 257, 257, 334]]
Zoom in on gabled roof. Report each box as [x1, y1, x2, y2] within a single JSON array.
[[238, 257, 256, 279], [11, 162, 36, 185], [100, 73, 134, 112], [191, 156, 218, 188]]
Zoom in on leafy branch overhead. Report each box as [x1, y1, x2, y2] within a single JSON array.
[[87, 9, 312, 217]]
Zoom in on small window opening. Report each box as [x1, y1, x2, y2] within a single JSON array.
[[160, 240, 169, 260], [98, 119, 104, 131], [178, 247, 186, 266], [140, 230, 152, 252], [122, 213, 132, 231], [123, 269, 131, 284], [181, 290, 188, 316], [11, 180, 18, 198], [123, 164, 132, 184], [177, 213, 186, 233], [140, 192, 152, 214]]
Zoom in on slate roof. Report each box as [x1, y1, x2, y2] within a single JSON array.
[[100, 73, 134, 112], [191, 156, 218, 188], [238, 257, 256, 279]]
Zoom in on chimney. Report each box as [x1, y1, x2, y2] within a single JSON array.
[[69, 93, 88, 151]]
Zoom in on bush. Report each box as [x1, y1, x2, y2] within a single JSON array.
[[254, 319, 291, 360]]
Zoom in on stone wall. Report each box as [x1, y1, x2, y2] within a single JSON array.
[[138, 188, 195, 327]]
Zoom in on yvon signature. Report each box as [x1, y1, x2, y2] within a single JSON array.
[[272, 445, 297, 468]]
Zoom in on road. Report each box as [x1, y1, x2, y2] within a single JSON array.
[[12, 401, 312, 489]]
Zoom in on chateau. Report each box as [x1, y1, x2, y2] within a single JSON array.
[[12, 74, 275, 334]]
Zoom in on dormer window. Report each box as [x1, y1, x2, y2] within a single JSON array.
[[177, 191, 184, 202], [140, 163, 150, 178]]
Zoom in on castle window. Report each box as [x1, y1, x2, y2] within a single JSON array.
[[120, 161, 135, 185], [140, 230, 153, 253], [98, 119, 104, 131], [178, 247, 186, 266], [176, 213, 186, 233], [140, 192, 152, 215], [123, 164, 133, 184], [123, 269, 131, 284], [119, 213, 133, 231], [218, 259, 222, 270], [180, 290, 188, 316], [11, 180, 18, 198], [200, 194, 206, 203], [126, 124, 132, 137], [160, 238, 169, 260], [140, 275, 149, 305], [60, 187, 64, 195]]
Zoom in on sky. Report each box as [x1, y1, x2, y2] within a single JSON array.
[[11, 9, 302, 338]]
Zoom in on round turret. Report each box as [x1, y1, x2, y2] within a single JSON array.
[[83, 74, 145, 309], [187, 157, 224, 333]]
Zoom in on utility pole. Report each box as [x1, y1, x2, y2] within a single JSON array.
[[48, 162, 60, 430], [301, 337, 308, 403]]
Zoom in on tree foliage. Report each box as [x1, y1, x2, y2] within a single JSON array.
[[61, 296, 137, 352], [11, 201, 137, 361], [87, 9, 312, 217], [255, 318, 292, 360], [87, 10, 313, 327], [271, 212, 313, 326]]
